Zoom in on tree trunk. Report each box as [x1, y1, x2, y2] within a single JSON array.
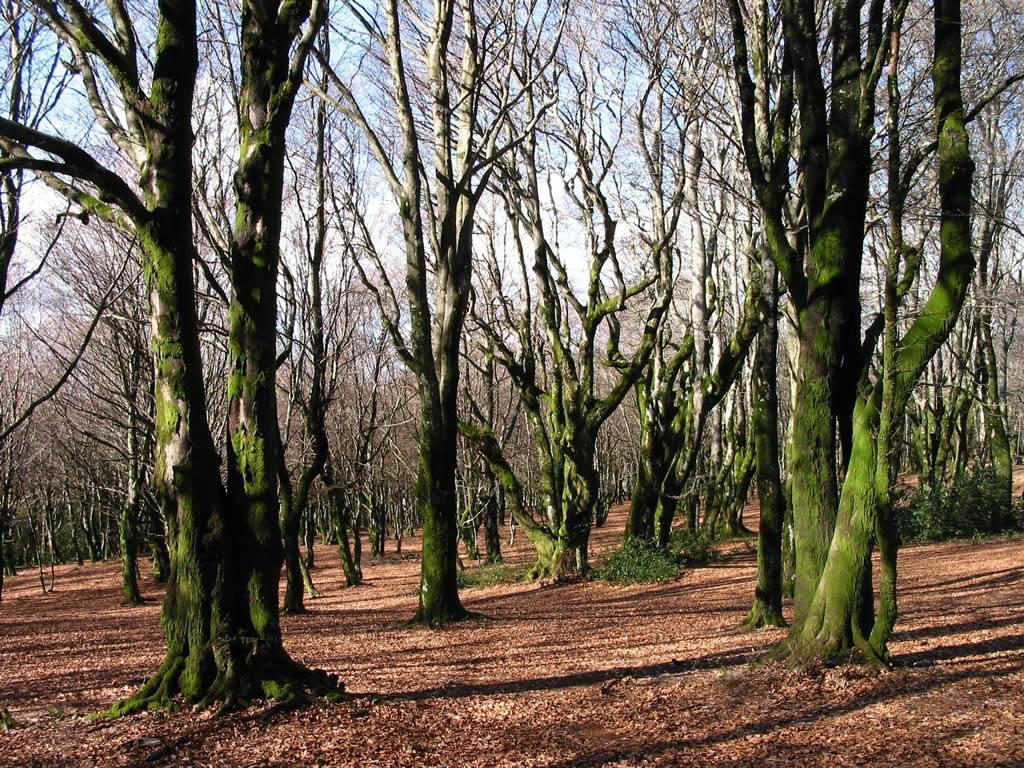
[[111, 0, 339, 714], [146, 502, 171, 583], [483, 482, 502, 564], [412, 404, 467, 623], [278, 458, 305, 614], [786, 0, 975, 663], [325, 460, 362, 587], [743, 263, 786, 629], [120, 496, 142, 605]]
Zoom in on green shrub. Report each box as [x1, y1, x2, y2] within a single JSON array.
[[591, 537, 683, 584], [456, 562, 523, 589], [897, 466, 1021, 542], [669, 526, 721, 566]]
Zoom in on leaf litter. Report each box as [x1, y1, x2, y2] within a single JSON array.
[[0, 503, 1021, 767]]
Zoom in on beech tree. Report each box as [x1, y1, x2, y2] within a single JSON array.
[[727, 0, 903, 655], [317, 0, 564, 622], [727, 0, 1005, 662], [0, 0, 340, 711], [462, 18, 675, 578]]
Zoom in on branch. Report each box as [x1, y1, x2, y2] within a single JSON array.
[[0, 250, 131, 443]]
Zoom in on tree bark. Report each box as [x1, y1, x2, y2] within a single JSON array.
[[743, 261, 786, 629], [786, 0, 975, 663]]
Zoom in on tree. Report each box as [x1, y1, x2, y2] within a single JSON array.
[[318, 0, 563, 622], [741, 254, 786, 629], [0, 0, 339, 711], [464, 22, 674, 577], [727, 0, 902, 652], [786, 0, 977, 662]]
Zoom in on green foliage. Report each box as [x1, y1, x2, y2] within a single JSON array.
[[0, 707, 16, 731], [456, 562, 524, 589], [591, 537, 683, 584], [897, 467, 1022, 542], [669, 526, 721, 566]]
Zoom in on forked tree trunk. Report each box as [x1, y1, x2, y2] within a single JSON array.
[[112, 0, 339, 714], [786, 0, 975, 663]]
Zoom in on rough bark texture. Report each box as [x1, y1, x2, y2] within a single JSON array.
[[728, 0, 890, 650], [111, 0, 340, 713]]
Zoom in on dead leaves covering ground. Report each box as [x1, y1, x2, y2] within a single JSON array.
[[0, 505, 1022, 768]]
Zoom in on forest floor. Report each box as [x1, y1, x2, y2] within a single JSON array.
[[1, 503, 1022, 768]]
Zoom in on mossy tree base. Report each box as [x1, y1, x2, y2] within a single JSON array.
[[739, 603, 787, 631], [525, 541, 588, 582], [769, 625, 890, 670], [406, 605, 474, 629], [103, 645, 344, 718]]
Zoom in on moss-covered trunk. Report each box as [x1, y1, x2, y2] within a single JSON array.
[[743, 265, 786, 629], [324, 461, 362, 587], [482, 478, 502, 564], [117, 0, 338, 713], [119, 496, 142, 605], [787, 0, 975, 662], [976, 181, 1012, 506], [110, 0, 229, 712], [413, 393, 467, 623], [627, 375, 684, 545]]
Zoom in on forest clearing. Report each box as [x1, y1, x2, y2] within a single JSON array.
[[2, 504, 1021, 768], [2, 0, 1024, 763]]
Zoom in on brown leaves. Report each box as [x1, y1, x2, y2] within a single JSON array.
[[0, 506, 1022, 767]]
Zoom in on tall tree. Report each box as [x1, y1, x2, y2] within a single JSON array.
[[728, 0, 900, 647], [787, 0, 977, 662], [318, 0, 562, 622], [0, 0, 339, 711], [465, 26, 673, 577], [741, 254, 786, 629]]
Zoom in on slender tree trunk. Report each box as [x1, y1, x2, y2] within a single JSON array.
[[120, 497, 142, 605], [483, 477, 502, 564], [146, 502, 170, 583], [743, 262, 786, 629], [325, 460, 362, 587], [278, 457, 305, 613]]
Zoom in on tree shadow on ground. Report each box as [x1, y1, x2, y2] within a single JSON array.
[[373, 647, 759, 702], [543, 652, 1024, 767]]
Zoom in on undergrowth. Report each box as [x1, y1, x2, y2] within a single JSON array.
[[591, 537, 682, 584], [896, 467, 1023, 542], [456, 562, 524, 589], [669, 526, 721, 566]]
